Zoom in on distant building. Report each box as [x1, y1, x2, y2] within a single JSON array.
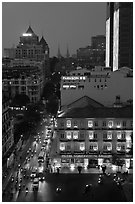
[[106, 2, 133, 71], [77, 35, 105, 68], [60, 67, 133, 108], [4, 25, 50, 77], [91, 35, 106, 50], [51, 98, 133, 169], [2, 92, 14, 157]]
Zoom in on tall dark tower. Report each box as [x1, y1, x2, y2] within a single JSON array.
[[106, 2, 133, 71]]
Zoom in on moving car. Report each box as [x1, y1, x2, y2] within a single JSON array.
[[32, 178, 39, 190], [30, 170, 37, 179]]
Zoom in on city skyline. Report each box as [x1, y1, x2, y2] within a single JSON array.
[[2, 2, 106, 57]]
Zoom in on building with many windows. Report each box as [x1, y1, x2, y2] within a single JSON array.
[[4, 25, 50, 77], [77, 35, 106, 68], [2, 63, 44, 103], [60, 67, 133, 108], [52, 102, 132, 169], [2, 92, 14, 157]]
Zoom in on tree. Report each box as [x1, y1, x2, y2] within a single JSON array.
[[11, 94, 30, 107], [50, 57, 59, 73], [46, 95, 59, 115], [42, 82, 55, 100]]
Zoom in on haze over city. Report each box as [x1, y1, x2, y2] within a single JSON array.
[[2, 2, 133, 202], [2, 2, 106, 57]]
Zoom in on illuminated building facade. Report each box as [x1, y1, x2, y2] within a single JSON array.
[[60, 67, 133, 108], [53, 104, 132, 169], [2, 92, 14, 157], [106, 2, 133, 71], [4, 26, 50, 77]]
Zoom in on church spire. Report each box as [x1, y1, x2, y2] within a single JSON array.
[[57, 44, 61, 59], [66, 44, 70, 58]]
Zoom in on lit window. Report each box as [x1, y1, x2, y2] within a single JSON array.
[[88, 120, 93, 128], [89, 131, 93, 139], [73, 131, 78, 139], [66, 131, 71, 139], [117, 121, 121, 128], [107, 143, 112, 151], [60, 143, 65, 151], [108, 121, 113, 128], [116, 143, 121, 151], [67, 120, 71, 128], [93, 143, 98, 151], [117, 131, 121, 139], [107, 131, 112, 139], [80, 143, 85, 151], [73, 120, 78, 128]]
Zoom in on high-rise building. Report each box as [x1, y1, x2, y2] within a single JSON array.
[[106, 2, 133, 71]]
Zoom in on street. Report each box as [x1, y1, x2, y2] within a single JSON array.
[[2, 118, 132, 202], [3, 172, 128, 202]]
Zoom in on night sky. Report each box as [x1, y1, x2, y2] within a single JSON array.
[[2, 2, 106, 57]]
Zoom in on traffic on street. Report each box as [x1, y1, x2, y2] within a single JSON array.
[[2, 118, 54, 202]]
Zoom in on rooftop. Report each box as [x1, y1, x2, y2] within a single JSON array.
[[58, 106, 133, 118]]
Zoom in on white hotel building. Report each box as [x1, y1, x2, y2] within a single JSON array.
[[60, 66, 133, 108]]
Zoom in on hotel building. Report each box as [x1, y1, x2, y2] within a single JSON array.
[[52, 101, 132, 169]]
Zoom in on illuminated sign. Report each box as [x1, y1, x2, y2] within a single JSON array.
[[22, 33, 32, 36], [113, 9, 119, 71], [106, 18, 110, 67], [62, 76, 86, 80]]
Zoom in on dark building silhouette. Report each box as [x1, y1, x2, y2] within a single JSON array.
[[77, 35, 105, 68], [106, 2, 133, 71]]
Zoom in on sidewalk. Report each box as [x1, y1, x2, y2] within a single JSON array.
[[49, 165, 133, 175], [2, 138, 31, 191]]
